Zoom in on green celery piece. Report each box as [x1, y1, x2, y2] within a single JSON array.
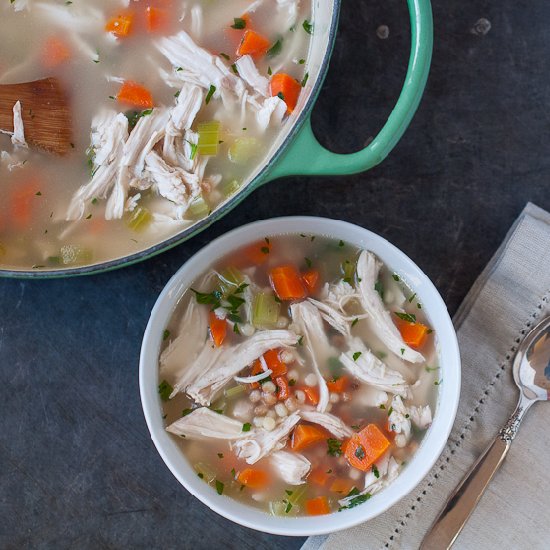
[[228, 137, 261, 165], [188, 197, 210, 219], [218, 266, 244, 295], [224, 384, 247, 399], [252, 292, 280, 328], [126, 206, 152, 232], [194, 462, 216, 483], [197, 120, 221, 156], [287, 485, 307, 505]]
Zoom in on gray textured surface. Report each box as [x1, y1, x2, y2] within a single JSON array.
[[1, 1, 550, 548]]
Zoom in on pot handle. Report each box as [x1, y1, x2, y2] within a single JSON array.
[[265, 0, 433, 180]]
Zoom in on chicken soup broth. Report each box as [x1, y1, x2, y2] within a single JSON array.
[[0, 1, 312, 270], [159, 234, 439, 516]]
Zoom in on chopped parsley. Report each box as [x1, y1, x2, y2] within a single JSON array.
[[217, 453, 224, 459], [285, 489, 294, 496], [387, 406, 394, 416], [394, 312, 417, 323], [302, 20, 313, 34], [408, 293, 417, 303], [327, 438, 343, 457], [267, 39, 283, 58], [372, 464, 380, 479], [352, 351, 362, 361], [304, 257, 312, 268], [205, 84, 216, 104], [242, 422, 252, 432], [425, 365, 440, 372], [261, 246, 270, 254], [297, 336, 304, 346], [288, 378, 296, 386], [400, 348, 405, 355], [338, 240, 345, 247], [338, 493, 372, 511], [163, 329, 171, 341], [435, 379, 443, 386], [392, 274, 400, 281], [197, 472, 204, 479], [158, 380, 173, 401], [374, 280, 384, 300], [301, 72, 309, 87], [351, 318, 359, 327], [215, 480, 224, 495], [230, 17, 246, 29]]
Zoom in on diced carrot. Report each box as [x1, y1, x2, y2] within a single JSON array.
[[117, 80, 154, 109], [248, 359, 264, 389], [270, 73, 302, 114], [302, 386, 320, 406], [145, 6, 169, 33], [10, 176, 42, 231], [237, 29, 270, 58], [243, 240, 271, 265], [269, 265, 307, 301], [42, 37, 71, 69], [309, 467, 331, 487], [209, 311, 227, 347], [305, 496, 330, 516], [291, 424, 327, 452], [329, 478, 355, 495], [397, 319, 430, 349], [274, 376, 289, 400], [302, 269, 320, 294], [263, 349, 287, 377], [344, 424, 390, 472], [237, 468, 270, 489], [326, 376, 349, 394], [105, 13, 134, 38]]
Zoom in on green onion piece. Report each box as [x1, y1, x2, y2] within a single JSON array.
[[224, 384, 247, 399], [60, 244, 93, 266], [228, 137, 262, 165], [252, 292, 280, 329], [197, 120, 221, 156], [126, 206, 152, 232], [194, 462, 216, 483], [187, 197, 210, 220]]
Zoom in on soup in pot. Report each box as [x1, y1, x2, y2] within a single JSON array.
[[0, 0, 313, 270]]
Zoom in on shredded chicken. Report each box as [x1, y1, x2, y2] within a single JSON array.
[[363, 455, 400, 495], [11, 101, 27, 148], [339, 337, 411, 398], [166, 407, 246, 440], [186, 330, 299, 405], [0, 150, 26, 171], [277, 0, 301, 28], [289, 302, 331, 412], [356, 251, 425, 363], [270, 450, 311, 485], [388, 395, 412, 447], [409, 404, 433, 430], [235, 55, 269, 97], [233, 413, 300, 464], [299, 410, 354, 439]]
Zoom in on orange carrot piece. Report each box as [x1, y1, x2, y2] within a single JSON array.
[[237, 29, 270, 58], [397, 320, 430, 349], [145, 6, 169, 33], [237, 468, 270, 489], [326, 376, 349, 394], [209, 311, 227, 347], [10, 177, 42, 230], [243, 240, 271, 265], [309, 468, 331, 487], [263, 349, 287, 377], [270, 73, 302, 114], [344, 424, 390, 472], [105, 13, 134, 37], [274, 376, 289, 400], [302, 269, 320, 294], [117, 80, 154, 109], [269, 265, 307, 301], [302, 386, 320, 406], [305, 496, 330, 516], [248, 359, 264, 389], [329, 478, 355, 495], [291, 424, 327, 452], [42, 37, 71, 69]]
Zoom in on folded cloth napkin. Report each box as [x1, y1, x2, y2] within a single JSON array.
[[303, 202, 550, 550]]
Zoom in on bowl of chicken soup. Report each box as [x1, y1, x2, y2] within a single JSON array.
[[0, 0, 432, 276], [140, 216, 460, 535]]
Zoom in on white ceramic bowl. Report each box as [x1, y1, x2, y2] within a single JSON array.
[[139, 217, 461, 536]]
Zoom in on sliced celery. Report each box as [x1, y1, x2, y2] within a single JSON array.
[[187, 197, 210, 220], [197, 120, 221, 156], [287, 484, 307, 506], [224, 384, 247, 399], [269, 501, 287, 516], [194, 462, 216, 483], [223, 179, 241, 197], [218, 266, 244, 295], [60, 245, 93, 266], [228, 137, 261, 165], [252, 292, 280, 328], [341, 258, 356, 282], [126, 206, 152, 232]]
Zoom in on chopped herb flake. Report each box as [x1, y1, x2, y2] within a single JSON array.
[[352, 351, 362, 361], [327, 438, 343, 457], [163, 329, 170, 341], [215, 480, 224, 495], [231, 17, 246, 29], [394, 312, 417, 323], [205, 85, 216, 104], [242, 422, 252, 432], [158, 380, 172, 401], [302, 20, 313, 34], [372, 464, 380, 478]]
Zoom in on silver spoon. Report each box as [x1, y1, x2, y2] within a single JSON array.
[[421, 316, 550, 549]]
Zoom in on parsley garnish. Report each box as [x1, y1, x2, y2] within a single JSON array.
[[215, 480, 224, 495], [163, 329, 170, 341], [158, 380, 172, 401], [302, 20, 313, 34], [372, 464, 380, 478], [242, 423, 252, 432], [374, 280, 384, 300], [267, 39, 283, 57], [327, 438, 343, 456], [352, 351, 362, 361], [394, 312, 417, 323], [231, 17, 246, 29], [351, 318, 359, 327], [205, 84, 216, 104], [338, 493, 372, 511]]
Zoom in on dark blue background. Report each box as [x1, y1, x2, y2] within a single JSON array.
[[2, 1, 549, 548]]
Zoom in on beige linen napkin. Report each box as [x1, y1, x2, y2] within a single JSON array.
[[303, 202, 550, 550]]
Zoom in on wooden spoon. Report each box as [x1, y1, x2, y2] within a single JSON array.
[[0, 77, 72, 155]]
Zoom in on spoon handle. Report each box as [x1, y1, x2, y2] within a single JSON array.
[[420, 399, 531, 550]]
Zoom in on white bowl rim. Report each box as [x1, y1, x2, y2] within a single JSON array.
[[139, 216, 461, 537]]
